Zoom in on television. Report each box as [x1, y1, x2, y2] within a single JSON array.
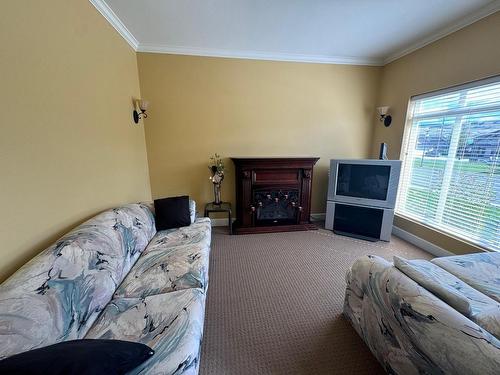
[[327, 159, 402, 209]]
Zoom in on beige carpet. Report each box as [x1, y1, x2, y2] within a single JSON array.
[[199, 226, 433, 375]]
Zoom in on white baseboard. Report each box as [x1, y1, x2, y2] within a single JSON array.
[[210, 218, 236, 227], [310, 213, 326, 221], [308, 213, 452, 257], [210, 213, 326, 226], [392, 226, 453, 257], [210, 211, 451, 257]]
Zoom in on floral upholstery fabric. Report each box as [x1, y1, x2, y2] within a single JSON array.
[[344, 255, 500, 375], [114, 218, 211, 298], [394, 256, 500, 339], [432, 252, 500, 303], [394, 256, 472, 314], [0, 199, 212, 374], [85, 288, 206, 375], [0, 204, 156, 359]]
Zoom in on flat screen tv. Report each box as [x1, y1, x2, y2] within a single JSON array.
[[327, 159, 402, 208]]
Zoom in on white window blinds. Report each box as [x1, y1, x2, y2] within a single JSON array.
[[396, 76, 500, 251]]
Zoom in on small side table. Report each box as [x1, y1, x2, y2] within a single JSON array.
[[204, 202, 232, 234]]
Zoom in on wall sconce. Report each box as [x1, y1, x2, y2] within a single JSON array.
[[133, 99, 149, 124], [377, 106, 392, 127]]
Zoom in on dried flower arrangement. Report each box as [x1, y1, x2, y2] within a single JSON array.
[[208, 154, 224, 204]]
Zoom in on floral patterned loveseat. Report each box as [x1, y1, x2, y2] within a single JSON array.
[[344, 252, 500, 375], [0, 201, 211, 375]]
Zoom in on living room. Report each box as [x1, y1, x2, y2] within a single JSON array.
[[1, 1, 499, 374]]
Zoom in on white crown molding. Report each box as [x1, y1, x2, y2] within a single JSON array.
[[384, 1, 500, 64], [91, 0, 499, 66], [89, 0, 139, 50], [136, 43, 384, 66]]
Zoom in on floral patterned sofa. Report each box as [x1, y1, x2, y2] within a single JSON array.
[[0, 201, 211, 375], [344, 252, 500, 375]]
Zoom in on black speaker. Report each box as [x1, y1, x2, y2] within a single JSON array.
[[379, 143, 388, 160]]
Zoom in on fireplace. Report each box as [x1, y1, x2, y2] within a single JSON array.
[[254, 188, 300, 226], [231, 157, 319, 234]]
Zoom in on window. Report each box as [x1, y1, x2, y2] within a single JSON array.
[[397, 76, 500, 251]]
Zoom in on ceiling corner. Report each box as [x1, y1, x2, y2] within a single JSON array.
[[383, 0, 500, 65], [89, 0, 139, 51]]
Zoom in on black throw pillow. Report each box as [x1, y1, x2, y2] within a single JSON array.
[[154, 195, 191, 231], [0, 339, 154, 375]]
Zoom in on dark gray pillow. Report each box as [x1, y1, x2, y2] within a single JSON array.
[[0, 339, 154, 375], [154, 195, 191, 231]]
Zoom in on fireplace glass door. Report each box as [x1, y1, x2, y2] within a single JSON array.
[[253, 189, 299, 226]]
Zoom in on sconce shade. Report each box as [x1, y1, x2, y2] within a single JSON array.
[[139, 99, 149, 112], [133, 98, 149, 124], [376, 106, 392, 127], [377, 106, 389, 116]]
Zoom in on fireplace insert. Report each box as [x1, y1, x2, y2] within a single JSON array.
[[253, 189, 299, 226]]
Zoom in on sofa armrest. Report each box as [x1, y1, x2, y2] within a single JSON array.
[[344, 255, 500, 375]]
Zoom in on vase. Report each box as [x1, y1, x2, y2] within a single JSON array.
[[213, 183, 222, 205]]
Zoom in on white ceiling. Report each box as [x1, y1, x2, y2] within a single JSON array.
[[94, 0, 500, 65]]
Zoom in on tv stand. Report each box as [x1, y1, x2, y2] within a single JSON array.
[[325, 159, 401, 242], [325, 202, 394, 242]]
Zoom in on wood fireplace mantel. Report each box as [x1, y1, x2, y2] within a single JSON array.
[[231, 157, 319, 234]]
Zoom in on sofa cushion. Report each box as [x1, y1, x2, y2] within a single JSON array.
[[394, 256, 472, 315], [114, 244, 209, 299], [0, 204, 156, 359], [0, 339, 154, 375], [394, 256, 500, 339], [154, 196, 191, 231], [473, 305, 500, 340], [85, 289, 206, 375], [147, 217, 211, 249], [432, 252, 500, 303], [114, 218, 211, 298]]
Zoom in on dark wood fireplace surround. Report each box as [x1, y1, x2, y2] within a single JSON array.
[[231, 157, 320, 234]]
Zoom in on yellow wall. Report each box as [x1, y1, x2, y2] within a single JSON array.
[[137, 54, 381, 215], [372, 12, 500, 254], [0, 1, 151, 281], [2, 3, 497, 283]]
